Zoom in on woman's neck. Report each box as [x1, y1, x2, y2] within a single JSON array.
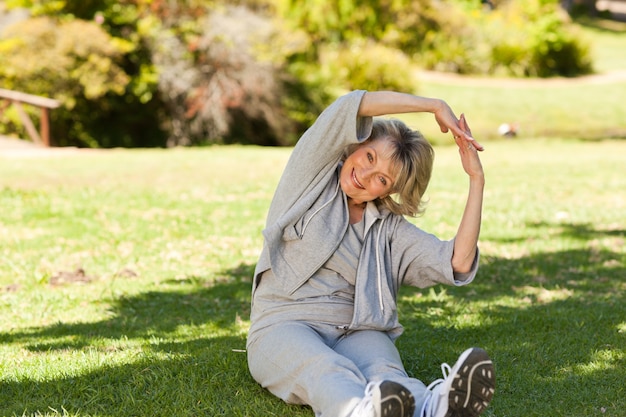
[[347, 198, 366, 224]]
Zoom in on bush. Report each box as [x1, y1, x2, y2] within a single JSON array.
[[318, 41, 418, 93], [274, 0, 429, 130], [422, 0, 593, 77], [527, 12, 593, 77], [0, 16, 167, 147], [418, 2, 486, 74], [149, 5, 297, 146]]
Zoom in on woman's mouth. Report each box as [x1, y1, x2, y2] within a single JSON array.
[[352, 169, 365, 189]]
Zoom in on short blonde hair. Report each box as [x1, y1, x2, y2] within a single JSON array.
[[344, 118, 434, 217]]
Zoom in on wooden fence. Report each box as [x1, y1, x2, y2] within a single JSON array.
[[0, 88, 61, 147]]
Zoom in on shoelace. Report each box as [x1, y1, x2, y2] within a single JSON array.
[[420, 363, 452, 417], [350, 381, 378, 417]]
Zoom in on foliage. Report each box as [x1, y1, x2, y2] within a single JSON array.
[[0, 0, 605, 147], [421, 0, 593, 77], [527, 11, 593, 77], [0, 8, 167, 147], [276, 0, 593, 80], [274, 0, 438, 48], [271, 0, 434, 127], [149, 5, 297, 146], [318, 41, 418, 93]]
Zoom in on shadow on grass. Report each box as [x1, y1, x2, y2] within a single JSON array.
[[0, 263, 311, 417], [575, 15, 626, 32], [489, 220, 625, 244], [1, 221, 624, 416], [398, 241, 625, 416]]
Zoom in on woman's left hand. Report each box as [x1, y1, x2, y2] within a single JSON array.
[[454, 114, 484, 179], [451, 113, 485, 273]]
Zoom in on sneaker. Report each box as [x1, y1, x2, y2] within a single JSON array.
[[351, 380, 416, 417], [421, 348, 495, 417]]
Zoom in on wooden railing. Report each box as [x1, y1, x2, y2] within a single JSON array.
[[0, 88, 61, 147]]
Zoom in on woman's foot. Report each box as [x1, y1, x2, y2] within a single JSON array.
[[422, 348, 495, 417], [351, 380, 416, 417]]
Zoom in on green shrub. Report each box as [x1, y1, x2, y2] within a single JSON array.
[[419, 5, 485, 74], [427, 0, 594, 77], [0, 16, 167, 147], [527, 12, 593, 77], [491, 0, 592, 77], [318, 41, 418, 94]]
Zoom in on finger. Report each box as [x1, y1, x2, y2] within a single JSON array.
[[459, 114, 484, 151], [470, 138, 484, 151], [460, 114, 471, 134], [453, 132, 483, 151], [459, 113, 468, 132]]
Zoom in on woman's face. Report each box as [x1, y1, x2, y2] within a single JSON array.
[[340, 138, 397, 205]]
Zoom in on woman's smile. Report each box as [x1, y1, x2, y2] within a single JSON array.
[[351, 169, 365, 189]]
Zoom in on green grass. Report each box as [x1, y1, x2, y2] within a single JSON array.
[[577, 17, 626, 73], [398, 79, 626, 144], [1, 138, 624, 416]]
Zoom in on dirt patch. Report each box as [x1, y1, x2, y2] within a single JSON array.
[[49, 268, 94, 286]]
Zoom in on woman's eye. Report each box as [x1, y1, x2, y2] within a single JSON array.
[[379, 177, 387, 186], [367, 153, 373, 163]]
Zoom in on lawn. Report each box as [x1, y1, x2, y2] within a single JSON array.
[[0, 137, 624, 416]]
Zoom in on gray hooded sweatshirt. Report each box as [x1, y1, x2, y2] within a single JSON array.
[[252, 90, 478, 339]]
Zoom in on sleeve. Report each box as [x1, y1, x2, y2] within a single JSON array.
[[264, 90, 373, 226], [391, 217, 479, 288]]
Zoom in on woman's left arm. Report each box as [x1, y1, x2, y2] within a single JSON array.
[[452, 114, 485, 273]]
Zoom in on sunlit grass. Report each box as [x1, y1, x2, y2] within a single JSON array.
[[577, 17, 626, 72], [399, 80, 626, 143], [1, 137, 624, 416]]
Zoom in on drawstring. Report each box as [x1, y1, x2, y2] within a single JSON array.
[[375, 216, 386, 313], [298, 179, 387, 315], [299, 181, 341, 239]]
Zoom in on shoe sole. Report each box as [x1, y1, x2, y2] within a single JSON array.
[[379, 380, 416, 417], [446, 348, 495, 417]]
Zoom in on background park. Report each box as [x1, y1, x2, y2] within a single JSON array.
[[0, 0, 624, 416]]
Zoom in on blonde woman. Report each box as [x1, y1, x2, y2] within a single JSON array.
[[247, 90, 495, 417]]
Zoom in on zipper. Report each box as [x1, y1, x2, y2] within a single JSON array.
[[298, 181, 341, 239]]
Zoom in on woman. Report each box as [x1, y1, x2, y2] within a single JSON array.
[[246, 90, 495, 417]]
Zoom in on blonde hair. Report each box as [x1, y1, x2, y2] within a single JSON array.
[[344, 118, 434, 217]]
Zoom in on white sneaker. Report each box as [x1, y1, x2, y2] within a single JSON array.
[[421, 348, 495, 417], [351, 380, 416, 417]]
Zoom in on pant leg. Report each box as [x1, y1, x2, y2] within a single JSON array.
[[247, 321, 370, 417], [334, 330, 429, 415]]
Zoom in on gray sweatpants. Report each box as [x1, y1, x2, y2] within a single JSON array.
[[247, 320, 429, 417]]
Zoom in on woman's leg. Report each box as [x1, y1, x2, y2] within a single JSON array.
[[334, 330, 429, 414], [247, 321, 371, 417]]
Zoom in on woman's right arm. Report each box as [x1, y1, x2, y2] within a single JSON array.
[[357, 91, 483, 151]]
